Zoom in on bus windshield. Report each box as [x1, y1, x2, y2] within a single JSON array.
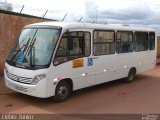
[[7, 27, 61, 69]]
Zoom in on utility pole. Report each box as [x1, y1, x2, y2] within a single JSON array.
[[96, 9, 98, 23], [20, 5, 24, 14], [43, 10, 48, 18], [79, 17, 83, 22], [104, 21, 107, 24], [62, 14, 67, 21]]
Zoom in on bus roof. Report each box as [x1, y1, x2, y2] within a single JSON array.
[[25, 21, 156, 32]]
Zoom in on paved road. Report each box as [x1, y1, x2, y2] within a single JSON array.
[[0, 66, 160, 117]]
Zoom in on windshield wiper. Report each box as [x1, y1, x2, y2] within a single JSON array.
[[12, 29, 38, 67], [9, 38, 31, 64], [29, 38, 36, 67]]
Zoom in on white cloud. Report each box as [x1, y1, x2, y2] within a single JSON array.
[[7, 0, 86, 20], [5, 0, 160, 32]]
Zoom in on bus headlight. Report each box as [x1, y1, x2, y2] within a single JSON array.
[[31, 74, 46, 85]]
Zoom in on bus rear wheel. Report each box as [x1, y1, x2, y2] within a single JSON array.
[[125, 68, 136, 83], [54, 81, 71, 102]]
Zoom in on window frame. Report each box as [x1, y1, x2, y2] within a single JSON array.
[[53, 31, 91, 66], [84, 31, 91, 57]]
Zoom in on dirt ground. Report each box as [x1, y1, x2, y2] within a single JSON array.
[[0, 65, 160, 119]]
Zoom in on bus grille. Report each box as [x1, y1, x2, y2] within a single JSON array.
[[7, 72, 32, 84]]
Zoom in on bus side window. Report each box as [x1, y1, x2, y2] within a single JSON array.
[[54, 31, 91, 65], [134, 32, 148, 52], [54, 37, 68, 65], [116, 31, 133, 53], [69, 38, 83, 55], [93, 30, 115, 55]]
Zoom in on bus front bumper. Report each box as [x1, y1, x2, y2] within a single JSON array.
[[4, 73, 50, 98]]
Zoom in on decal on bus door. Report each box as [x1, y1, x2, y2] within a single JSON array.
[[72, 59, 84, 68], [17, 52, 25, 62], [87, 58, 93, 66]]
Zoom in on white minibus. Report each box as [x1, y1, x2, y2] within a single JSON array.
[[4, 22, 157, 102]]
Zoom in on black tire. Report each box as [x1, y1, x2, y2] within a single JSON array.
[[125, 68, 136, 83], [54, 81, 71, 102]]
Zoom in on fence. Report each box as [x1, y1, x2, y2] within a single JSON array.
[[0, 11, 51, 75]]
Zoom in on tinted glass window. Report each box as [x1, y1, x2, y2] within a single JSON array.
[[93, 30, 115, 55], [54, 31, 91, 65], [116, 31, 133, 53], [135, 32, 148, 52]]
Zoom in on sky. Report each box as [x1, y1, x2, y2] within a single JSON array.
[[2, 0, 160, 32]]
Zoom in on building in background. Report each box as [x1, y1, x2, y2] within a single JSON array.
[[0, 1, 13, 11]]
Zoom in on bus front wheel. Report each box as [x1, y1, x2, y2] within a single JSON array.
[[54, 81, 71, 102], [125, 68, 136, 83]]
